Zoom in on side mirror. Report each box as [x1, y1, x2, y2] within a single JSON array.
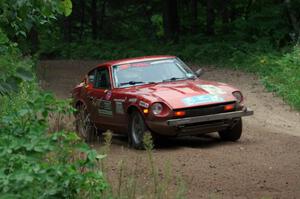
[[195, 68, 204, 77], [83, 77, 93, 89]]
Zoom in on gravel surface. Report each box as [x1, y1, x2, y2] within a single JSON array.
[[39, 60, 300, 199]]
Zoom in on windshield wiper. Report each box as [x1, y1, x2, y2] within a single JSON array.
[[187, 75, 197, 80], [120, 81, 159, 86], [120, 81, 145, 86], [147, 81, 158, 84], [162, 77, 186, 82]]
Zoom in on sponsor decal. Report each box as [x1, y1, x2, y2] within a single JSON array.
[[119, 64, 130, 70], [114, 98, 126, 102], [198, 85, 226, 95], [182, 94, 224, 106], [139, 101, 149, 108], [150, 60, 174, 64], [105, 90, 112, 100], [98, 100, 113, 116], [128, 98, 137, 103], [115, 101, 124, 114]]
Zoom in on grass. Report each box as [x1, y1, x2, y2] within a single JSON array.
[[94, 131, 186, 199], [228, 44, 300, 110], [48, 102, 186, 198]]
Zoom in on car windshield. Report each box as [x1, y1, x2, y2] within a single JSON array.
[[113, 58, 196, 88]]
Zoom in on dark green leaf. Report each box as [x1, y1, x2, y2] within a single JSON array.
[[16, 67, 34, 81]]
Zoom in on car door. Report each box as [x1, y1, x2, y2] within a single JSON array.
[[86, 66, 114, 129]]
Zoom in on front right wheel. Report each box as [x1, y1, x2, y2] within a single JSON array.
[[218, 118, 242, 141]]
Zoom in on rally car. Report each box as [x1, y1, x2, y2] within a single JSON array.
[[72, 56, 253, 149]]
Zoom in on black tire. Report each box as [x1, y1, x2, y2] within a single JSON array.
[[128, 110, 151, 149], [75, 104, 96, 142], [218, 118, 242, 141]]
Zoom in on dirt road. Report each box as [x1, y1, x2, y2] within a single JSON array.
[[38, 60, 300, 199]]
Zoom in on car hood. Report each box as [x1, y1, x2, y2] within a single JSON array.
[[123, 79, 238, 109]]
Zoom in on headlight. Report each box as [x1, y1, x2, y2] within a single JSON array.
[[232, 91, 243, 103], [151, 103, 163, 115]]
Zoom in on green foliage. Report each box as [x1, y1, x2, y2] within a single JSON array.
[[259, 46, 300, 109], [0, 26, 108, 197], [62, 0, 73, 17], [0, 0, 72, 38], [230, 2, 289, 43], [0, 85, 107, 198], [151, 14, 164, 38], [0, 0, 110, 198], [0, 29, 33, 95]]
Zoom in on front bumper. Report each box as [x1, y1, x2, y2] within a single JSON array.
[[167, 107, 253, 126], [146, 107, 253, 136]]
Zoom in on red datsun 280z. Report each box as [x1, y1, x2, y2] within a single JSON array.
[[72, 56, 253, 149]]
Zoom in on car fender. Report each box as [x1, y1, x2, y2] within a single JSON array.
[[126, 97, 152, 116], [126, 104, 141, 115], [74, 98, 87, 109]]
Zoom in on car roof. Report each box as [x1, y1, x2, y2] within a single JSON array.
[[97, 55, 176, 67]]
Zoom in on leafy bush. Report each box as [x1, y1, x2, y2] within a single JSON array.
[[0, 88, 107, 198], [0, 30, 108, 198], [0, 29, 34, 95], [0, 0, 72, 38]]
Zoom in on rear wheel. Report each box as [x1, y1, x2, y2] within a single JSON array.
[[75, 104, 96, 142], [129, 111, 151, 149], [218, 118, 242, 141]]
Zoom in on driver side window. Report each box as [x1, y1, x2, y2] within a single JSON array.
[[94, 67, 111, 89]]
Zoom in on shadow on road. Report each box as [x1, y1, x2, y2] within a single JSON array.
[[93, 133, 237, 150]]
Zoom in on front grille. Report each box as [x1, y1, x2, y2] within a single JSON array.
[[174, 101, 237, 118], [176, 119, 234, 135]]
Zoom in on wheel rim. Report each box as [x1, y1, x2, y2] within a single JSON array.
[[76, 106, 90, 139], [132, 113, 144, 144]]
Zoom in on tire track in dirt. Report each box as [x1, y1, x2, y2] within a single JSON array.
[[38, 60, 300, 199]]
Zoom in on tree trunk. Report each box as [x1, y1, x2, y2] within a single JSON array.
[[91, 0, 98, 40], [285, 0, 300, 42], [245, 0, 254, 19], [206, 0, 215, 35], [98, 0, 107, 39], [63, 17, 72, 43], [191, 0, 198, 34], [220, 0, 230, 33], [229, 2, 237, 22], [29, 28, 39, 54], [79, 0, 85, 40], [163, 0, 180, 41]]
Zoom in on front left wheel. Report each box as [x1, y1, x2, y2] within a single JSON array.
[[128, 110, 152, 149]]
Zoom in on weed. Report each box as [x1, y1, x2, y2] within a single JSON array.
[[91, 131, 186, 199], [143, 132, 158, 196]]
